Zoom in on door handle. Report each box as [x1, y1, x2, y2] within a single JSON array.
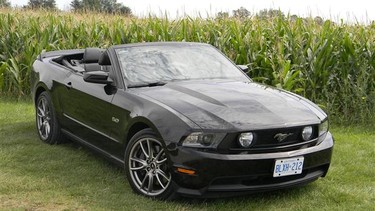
[[65, 82, 72, 89]]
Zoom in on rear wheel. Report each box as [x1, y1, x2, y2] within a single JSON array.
[[125, 129, 175, 199], [35, 91, 63, 144]]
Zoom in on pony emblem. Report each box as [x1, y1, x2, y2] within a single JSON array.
[[274, 133, 293, 142]]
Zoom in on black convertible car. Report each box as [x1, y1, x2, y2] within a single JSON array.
[[31, 42, 333, 199]]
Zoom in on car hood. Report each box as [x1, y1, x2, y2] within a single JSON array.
[[133, 80, 325, 131]]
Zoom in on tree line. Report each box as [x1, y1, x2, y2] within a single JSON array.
[[217, 7, 283, 19], [1, 2, 324, 23], [0, 0, 132, 15], [217, 7, 325, 25]]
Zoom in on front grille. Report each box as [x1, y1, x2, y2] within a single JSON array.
[[217, 125, 319, 154]]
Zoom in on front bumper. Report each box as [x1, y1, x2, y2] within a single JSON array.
[[169, 132, 334, 197]]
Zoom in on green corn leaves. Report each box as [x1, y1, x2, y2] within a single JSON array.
[[0, 10, 374, 123]]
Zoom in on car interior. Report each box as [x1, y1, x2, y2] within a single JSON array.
[[53, 48, 112, 73]]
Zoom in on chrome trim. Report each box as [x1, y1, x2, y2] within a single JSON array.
[[195, 132, 333, 160], [63, 113, 120, 143], [274, 133, 293, 142]]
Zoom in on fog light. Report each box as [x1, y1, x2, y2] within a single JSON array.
[[302, 126, 313, 141], [238, 132, 254, 148]]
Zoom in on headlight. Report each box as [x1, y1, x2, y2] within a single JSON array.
[[182, 132, 225, 148], [317, 119, 329, 145], [302, 126, 313, 141], [238, 132, 254, 148]]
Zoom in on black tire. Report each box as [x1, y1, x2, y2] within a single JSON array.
[[124, 128, 176, 200], [35, 91, 64, 144]]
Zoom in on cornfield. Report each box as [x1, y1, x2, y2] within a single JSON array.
[[0, 9, 374, 124]]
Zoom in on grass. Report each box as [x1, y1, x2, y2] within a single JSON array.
[[0, 99, 374, 210]]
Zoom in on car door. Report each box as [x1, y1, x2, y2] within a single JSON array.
[[59, 70, 122, 152]]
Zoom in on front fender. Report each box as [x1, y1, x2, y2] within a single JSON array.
[[113, 90, 201, 147]]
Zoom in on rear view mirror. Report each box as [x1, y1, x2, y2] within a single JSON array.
[[237, 65, 249, 72]]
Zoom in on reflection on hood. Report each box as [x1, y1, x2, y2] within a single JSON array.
[[134, 80, 322, 130]]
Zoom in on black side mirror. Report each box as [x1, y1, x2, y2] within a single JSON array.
[[237, 65, 249, 72], [83, 71, 112, 84]]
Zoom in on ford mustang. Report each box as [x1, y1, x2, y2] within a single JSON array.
[[31, 42, 333, 199]]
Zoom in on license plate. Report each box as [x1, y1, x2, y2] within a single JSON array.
[[273, 157, 304, 177]]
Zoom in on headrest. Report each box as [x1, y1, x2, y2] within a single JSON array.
[[84, 63, 102, 72], [83, 48, 102, 63], [99, 51, 111, 66]]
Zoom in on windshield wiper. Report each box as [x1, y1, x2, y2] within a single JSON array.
[[128, 81, 167, 88]]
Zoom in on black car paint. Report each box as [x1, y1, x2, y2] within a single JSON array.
[[134, 80, 323, 131], [31, 42, 333, 197], [32, 53, 198, 160], [172, 135, 333, 196]]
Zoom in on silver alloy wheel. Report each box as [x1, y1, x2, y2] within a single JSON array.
[[36, 97, 51, 140], [128, 137, 171, 196]]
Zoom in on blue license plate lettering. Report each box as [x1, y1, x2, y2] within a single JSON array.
[[273, 157, 304, 177]]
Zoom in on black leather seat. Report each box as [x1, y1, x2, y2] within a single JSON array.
[[83, 48, 103, 72]]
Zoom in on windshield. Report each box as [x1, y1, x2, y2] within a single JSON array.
[[115, 44, 250, 87]]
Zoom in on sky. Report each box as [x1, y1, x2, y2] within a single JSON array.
[[9, 0, 375, 23]]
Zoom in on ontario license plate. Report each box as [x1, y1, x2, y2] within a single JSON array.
[[273, 157, 304, 177]]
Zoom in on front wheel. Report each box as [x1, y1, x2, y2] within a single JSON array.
[[124, 129, 176, 199]]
